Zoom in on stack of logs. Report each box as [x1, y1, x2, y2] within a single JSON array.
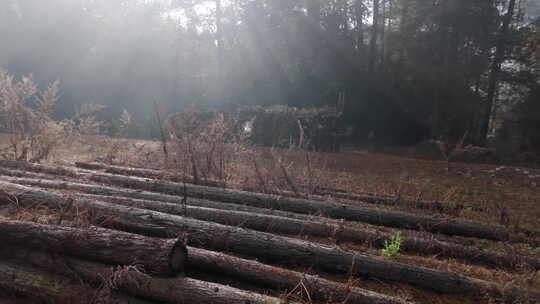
[[0, 160, 538, 303]]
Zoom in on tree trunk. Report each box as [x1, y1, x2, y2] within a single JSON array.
[[0, 260, 152, 304], [395, 0, 410, 81], [0, 160, 510, 241], [0, 174, 534, 271], [0, 247, 285, 304], [0, 181, 534, 301], [0, 220, 187, 277], [1, 238, 409, 304], [380, 0, 387, 70], [0, 159, 78, 177], [88, 171, 508, 241], [479, 0, 517, 144], [187, 247, 409, 304], [368, 0, 380, 73], [16, 162, 454, 216], [216, 0, 225, 104], [0, 172, 314, 221], [75, 162, 224, 187], [75, 193, 540, 272], [354, 0, 366, 56], [76, 161, 486, 214]]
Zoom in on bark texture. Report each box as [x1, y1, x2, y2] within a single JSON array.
[[76, 161, 484, 213], [86, 171, 509, 240], [0, 172, 313, 221], [0, 219, 187, 276], [314, 190, 486, 213], [0, 261, 150, 304], [0, 247, 285, 304], [0, 181, 534, 301], [75, 162, 225, 188], [77, 193, 540, 271], [187, 247, 410, 304], [0, 160, 512, 241], [1, 170, 537, 271]]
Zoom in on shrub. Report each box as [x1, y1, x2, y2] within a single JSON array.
[[237, 105, 343, 152], [165, 106, 250, 185], [0, 71, 65, 162], [381, 231, 401, 258]]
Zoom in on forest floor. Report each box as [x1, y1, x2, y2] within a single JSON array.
[[1, 134, 540, 304], [59, 135, 540, 233]]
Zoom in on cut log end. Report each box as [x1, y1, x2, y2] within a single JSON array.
[[169, 239, 189, 276]]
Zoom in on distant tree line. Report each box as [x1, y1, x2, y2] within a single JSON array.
[[0, 0, 538, 149]]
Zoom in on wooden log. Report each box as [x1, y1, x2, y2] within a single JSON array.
[[186, 247, 410, 304], [0, 167, 71, 181], [1, 230, 410, 304], [86, 172, 509, 241], [0, 181, 534, 301], [75, 193, 540, 272], [75, 162, 225, 188], [0, 219, 187, 276], [0, 247, 285, 304], [0, 171, 534, 271], [74, 162, 474, 213], [0, 160, 78, 177], [0, 160, 515, 241], [74, 162, 487, 214], [313, 190, 486, 213], [307, 185, 488, 213], [0, 174, 314, 221], [0, 260, 152, 304]]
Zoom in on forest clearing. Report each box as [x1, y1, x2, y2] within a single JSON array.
[[0, 130, 539, 303], [1, 0, 540, 303]]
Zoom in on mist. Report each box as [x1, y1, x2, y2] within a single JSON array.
[[0, 0, 539, 146], [1, 1, 223, 120]]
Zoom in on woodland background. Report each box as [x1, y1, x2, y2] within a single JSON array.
[[0, 0, 539, 151]]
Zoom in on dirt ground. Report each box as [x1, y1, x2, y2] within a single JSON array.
[[53, 134, 540, 233], [1, 133, 540, 303]]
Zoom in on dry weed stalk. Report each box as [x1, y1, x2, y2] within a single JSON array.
[[433, 131, 468, 172], [0, 71, 65, 162], [0, 71, 130, 164], [248, 147, 330, 197], [102, 109, 133, 164], [166, 106, 250, 185]]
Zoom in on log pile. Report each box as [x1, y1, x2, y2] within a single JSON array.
[[0, 160, 538, 304], [0, 160, 511, 241], [0, 222, 290, 304], [74, 161, 487, 213]]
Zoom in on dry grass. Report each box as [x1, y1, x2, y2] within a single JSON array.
[[2, 101, 540, 303], [28, 126, 540, 235]]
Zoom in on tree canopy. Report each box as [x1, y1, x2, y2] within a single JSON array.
[[0, 0, 538, 147]]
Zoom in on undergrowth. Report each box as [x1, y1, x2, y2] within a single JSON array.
[[382, 231, 401, 258], [0, 70, 138, 165]]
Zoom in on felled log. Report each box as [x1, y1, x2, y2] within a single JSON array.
[[0, 160, 515, 241], [0, 219, 187, 276], [187, 246, 410, 304], [0, 247, 286, 304], [0, 174, 314, 221], [0, 160, 78, 177], [313, 190, 486, 213], [75, 193, 540, 271], [1, 228, 410, 304], [0, 260, 152, 304], [86, 172, 509, 241], [1, 174, 537, 271], [73, 162, 487, 214], [75, 162, 225, 188], [0, 181, 534, 301]]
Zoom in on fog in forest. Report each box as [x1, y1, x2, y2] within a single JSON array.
[[0, 0, 539, 147]]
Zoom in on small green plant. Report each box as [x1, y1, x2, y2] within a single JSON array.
[[381, 231, 401, 258]]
